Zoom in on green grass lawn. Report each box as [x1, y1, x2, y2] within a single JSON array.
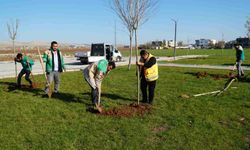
[[0, 66, 249, 149], [61, 48, 250, 66], [120, 48, 238, 57], [157, 49, 250, 65]]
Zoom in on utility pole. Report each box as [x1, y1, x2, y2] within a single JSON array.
[[221, 32, 225, 55], [171, 19, 177, 60], [114, 20, 117, 48]]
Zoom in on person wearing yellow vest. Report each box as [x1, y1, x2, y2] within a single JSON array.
[[137, 50, 158, 104]]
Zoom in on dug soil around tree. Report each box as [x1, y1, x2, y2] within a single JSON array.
[[195, 71, 235, 80], [98, 103, 152, 118]]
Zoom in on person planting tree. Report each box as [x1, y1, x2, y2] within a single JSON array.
[[137, 50, 158, 104], [83, 59, 116, 112], [14, 53, 34, 88]]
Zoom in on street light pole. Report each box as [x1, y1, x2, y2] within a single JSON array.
[[171, 19, 177, 60], [114, 20, 117, 48]]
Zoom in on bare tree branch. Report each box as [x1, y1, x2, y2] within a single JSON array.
[[6, 19, 19, 79], [110, 0, 158, 104], [7, 19, 19, 40], [246, 17, 250, 38]]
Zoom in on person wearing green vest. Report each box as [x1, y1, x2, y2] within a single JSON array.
[[14, 53, 34, 88], [137, 50, 158, 104], [234, 43, 245, 78], [83, 59, 116, 112], [43, 41, 65, 95]]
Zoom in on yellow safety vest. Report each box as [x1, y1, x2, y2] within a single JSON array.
[[144, 54, 158, 81]]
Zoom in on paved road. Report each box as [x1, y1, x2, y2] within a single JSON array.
[[0, 55, 210, 79]]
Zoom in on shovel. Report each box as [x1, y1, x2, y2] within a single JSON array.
[[37, 47, 52, 98]]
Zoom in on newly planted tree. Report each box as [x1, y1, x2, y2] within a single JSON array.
[[111, 0, 135, 70], [132, 0, 158, 104], [7, 19, 19, 79], [112, 0, 157, 104]]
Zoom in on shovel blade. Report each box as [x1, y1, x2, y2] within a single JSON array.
[[95, 103, 103, 113]]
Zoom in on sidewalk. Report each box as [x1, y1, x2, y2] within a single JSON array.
[[0, 55, 213, 79]]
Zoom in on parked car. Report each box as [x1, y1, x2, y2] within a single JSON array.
[[75, 43, 122, 64]]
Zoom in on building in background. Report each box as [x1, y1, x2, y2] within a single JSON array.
[[195, 39, 217, 48], [151, 41, 164, 49]]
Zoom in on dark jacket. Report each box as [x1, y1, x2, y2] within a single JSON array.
[[140, 56, 157, 77]]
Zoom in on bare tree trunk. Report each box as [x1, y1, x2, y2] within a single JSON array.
[[13, 40, 17, 79], [7, 19, 19, 80], [135, 29, 140, 105], [128, 30, 133, 70]]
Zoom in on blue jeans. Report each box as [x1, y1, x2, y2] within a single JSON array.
[[17, 69, 32, 86]]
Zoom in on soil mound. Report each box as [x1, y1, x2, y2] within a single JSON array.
[[100, 103, 152, 117]]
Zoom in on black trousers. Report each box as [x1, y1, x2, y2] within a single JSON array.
[[17, 69, 32, 86], [140, 77, 156, 104], [84, 78, 98, 105], [91, 88, 98, 104]]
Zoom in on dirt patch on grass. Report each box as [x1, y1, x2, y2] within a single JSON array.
[[195, 71, 234, 80], [245, 135, 250, 142], [5, 82, 44, 92], [18, 83, 44, 90], [98, 103, 152, 118], [152, 125, 169, 133], [196, 71, 208, 78]]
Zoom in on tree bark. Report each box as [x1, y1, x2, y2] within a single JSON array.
[[13, 40, 17, 80], [135, 29, 140, 105], [128, 30, 133, 70]]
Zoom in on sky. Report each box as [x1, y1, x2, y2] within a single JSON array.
[[0, 0, 249, 45]]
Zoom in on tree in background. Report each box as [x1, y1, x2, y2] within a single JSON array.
[[215, 41, 225, 49], [7, 19, 19, 79], [177, 41, 183, 47], [208, 41, 215, 49], [246, 17, 250, 38]]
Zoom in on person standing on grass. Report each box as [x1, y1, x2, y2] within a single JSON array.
[[43, 41, 65, 95], [234, 43, 245, 78], [14, 53, 34, 88], [83, 59, 116, 112], [137, 50, 158, 104]]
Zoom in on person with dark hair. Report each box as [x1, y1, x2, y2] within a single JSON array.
[[83, 59, 116, 112], [106, 47, 111, 61], [14, 53, 34, 88], [42, 41, 65, 95], [234, 43, 245, 77], [137, 50, 158, 104]]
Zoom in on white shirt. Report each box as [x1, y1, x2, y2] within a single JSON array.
[[53, 51, 59, 71]]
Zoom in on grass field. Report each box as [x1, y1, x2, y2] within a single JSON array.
[[0, 66, 249, 149], [156, 49, 250, 65], [120, 48, 234, 57]]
